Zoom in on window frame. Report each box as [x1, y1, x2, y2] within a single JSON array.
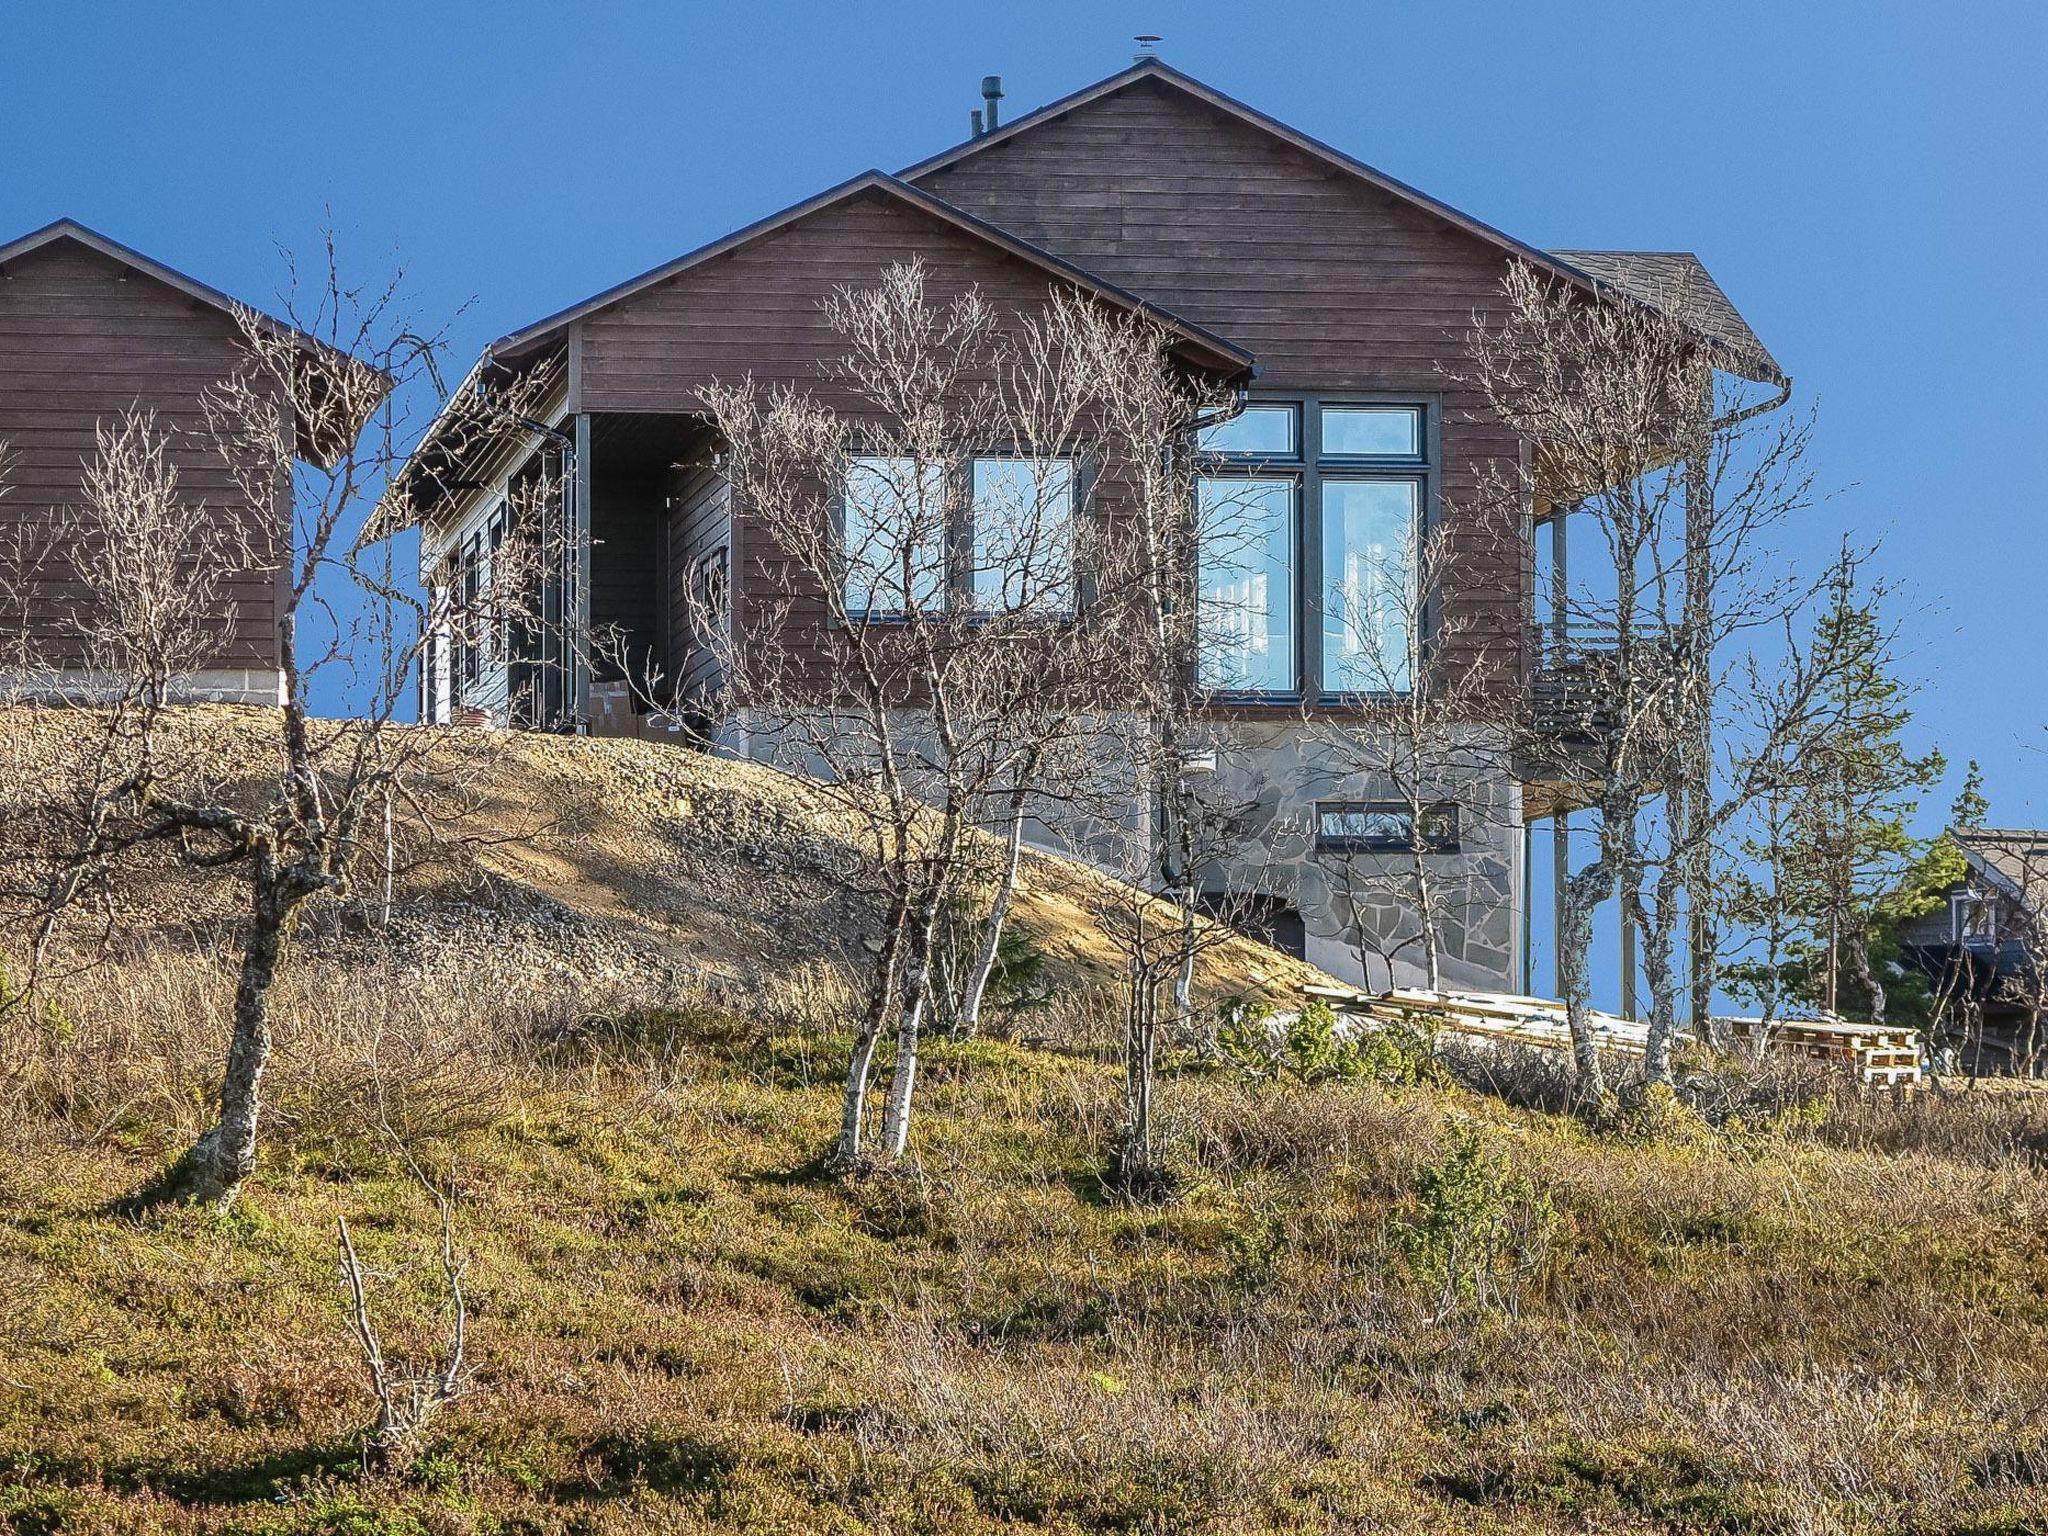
[[837, 450, 1088, 622], [967, 451, 1083, 616], [1314, 799, 1461, 855], [1196, 392, 1437, 703], [837, 453, 952, 620], [1194, 467, 1302, 696]]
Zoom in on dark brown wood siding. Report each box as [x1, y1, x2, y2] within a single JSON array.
[[0, 239, 282, 671], [577, 189, 1142, 685], [913, 78, 1531, 690], [665, 461, 731, 706]]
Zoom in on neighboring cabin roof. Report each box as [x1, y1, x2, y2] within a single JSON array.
[[904, 60, 1784, 386], [0, 217, 390, 467], [1550, 250, 1783, 386], [485, 170, 1256, 377], [1954, 828, 2048, 911]]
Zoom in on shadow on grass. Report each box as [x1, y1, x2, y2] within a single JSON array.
[[102, 1440, 361, 1505], [549, 1430, 736, 1504]]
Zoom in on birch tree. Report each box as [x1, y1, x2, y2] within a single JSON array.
[[2, 247, 561, 1205], [701, 264, 1124, 1167], [1463, 260, 1835, 1093]]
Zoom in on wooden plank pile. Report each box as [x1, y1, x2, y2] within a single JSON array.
[[1304, 983, 1923, 1086], [1717, 1017, 1923, 1087]]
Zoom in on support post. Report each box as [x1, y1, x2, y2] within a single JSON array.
[[1683, 438, 1716, 1033], [1520, 814, 1535, 995], [1548, 507, 1570, 1001], [1620, 908, 1638, 1020], [1552, 811, 1568, 999], [571, 411, 593, 731]]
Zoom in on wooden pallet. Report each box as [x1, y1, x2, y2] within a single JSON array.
[[1304, 985, 1924, 1086]]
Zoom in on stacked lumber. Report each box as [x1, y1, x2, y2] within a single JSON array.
[[1305, 983, 1663, 1057], [1305, 983, 1923, 1086], [1717, 1016, 1923, 1087]]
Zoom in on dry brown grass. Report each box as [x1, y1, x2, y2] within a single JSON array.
[[3, 710, 2047, 1533]]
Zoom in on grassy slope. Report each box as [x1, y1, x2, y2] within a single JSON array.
[[5, 1011, 2048, 1536], [2, 713, 2047, 1533]]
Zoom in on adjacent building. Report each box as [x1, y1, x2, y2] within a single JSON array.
[[1900, 828, 2048, 1074], [0, 218, 343, 704]]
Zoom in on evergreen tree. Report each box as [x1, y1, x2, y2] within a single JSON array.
[[1780, 559, 1943, 1022]]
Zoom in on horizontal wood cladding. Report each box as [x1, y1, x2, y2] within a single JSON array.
[[577, 190, 1097, 415], [0, 240, 282, 670], [912, 79, 1535, 693]]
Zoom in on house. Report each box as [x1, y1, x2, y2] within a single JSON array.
[[391, 59, 1781, 993], [1900, 828, 2048, 1074], [0, 218, 344, 705]]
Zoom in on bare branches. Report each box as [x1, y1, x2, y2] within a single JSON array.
[[1, 237, 565, 1206], [1462, 260, 1833, 1093], [336, 1160, 471, 1475]]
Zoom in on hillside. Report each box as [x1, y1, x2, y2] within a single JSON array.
[[1, 712, 2046, 1534], [0, 706, 1322, 1012]]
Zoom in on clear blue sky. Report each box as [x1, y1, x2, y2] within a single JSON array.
[[6, 1, 2045, 979]]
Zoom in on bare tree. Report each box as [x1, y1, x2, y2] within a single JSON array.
[[2, 244, 561, 1204], [701, 264, 1135, 1167], [336, 1160, 471, 1475], [1306, 516, 1515, 993], [1463, 260, 1833, 1093]]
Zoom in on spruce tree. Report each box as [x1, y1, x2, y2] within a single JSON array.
[[1782, 559, 1943, 1022]]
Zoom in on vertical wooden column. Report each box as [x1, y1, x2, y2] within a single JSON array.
[[1549, 504, 1570, 999], [572, 411, 593, 731], [1520, 814, 1535, 995]]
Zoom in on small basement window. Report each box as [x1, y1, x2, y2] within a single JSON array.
[[1316, 800, 1459, 853]]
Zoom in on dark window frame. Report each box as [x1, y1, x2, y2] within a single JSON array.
[[1196, 392, 1438, 702], [1314, 799, 1461, 854], [835, 449, 1088, 622]]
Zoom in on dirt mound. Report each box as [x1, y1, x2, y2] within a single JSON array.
[[1, 705, 1326, 1007]]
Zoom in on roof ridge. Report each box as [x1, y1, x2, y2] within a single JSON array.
[[900, 60, 1605, 297], [487, 168, 1253, 373]]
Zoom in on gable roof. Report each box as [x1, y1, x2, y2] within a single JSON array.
[[485, 171, 1255, 378], [1, 218, 334, 356], [0, 218, 391, 466], [1550, 250, 1782, 385], [1954, 828, 2048, 912], [904, 61, 1784, 385]]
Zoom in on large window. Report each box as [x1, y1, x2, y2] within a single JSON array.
[[1197, 475, 1296, 692], [1316, 800, 1460, 854], [842, 453, 1076, 616], [971, 456, 1076, 612], [842, 455, 948, 615], [1197, 397, 1429, 697], [1322, 478, 1420, 694]]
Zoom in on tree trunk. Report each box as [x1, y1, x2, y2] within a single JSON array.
[[1846, 929, 1886, 1025], [1559, 861, 1613, 1100], [1639, 912, 1682, 1084], [958, 787, 1029, 1038], [837, 885, 909, 1165], [1413, 842, 1441, 993], [1172, 902, 1197, 1044], [880, 878, 946, 1158], [167, 870, 294, 1205]]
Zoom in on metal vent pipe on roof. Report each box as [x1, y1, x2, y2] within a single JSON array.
[[981, 75, 1003, 130]]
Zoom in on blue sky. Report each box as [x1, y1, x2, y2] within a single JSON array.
[[6, 0, 2045, 996]]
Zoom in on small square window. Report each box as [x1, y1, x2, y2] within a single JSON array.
[[1198, 404, 1297, 458], [1321, 405, 1422, 459], [1315, 800, 1459, 853]]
